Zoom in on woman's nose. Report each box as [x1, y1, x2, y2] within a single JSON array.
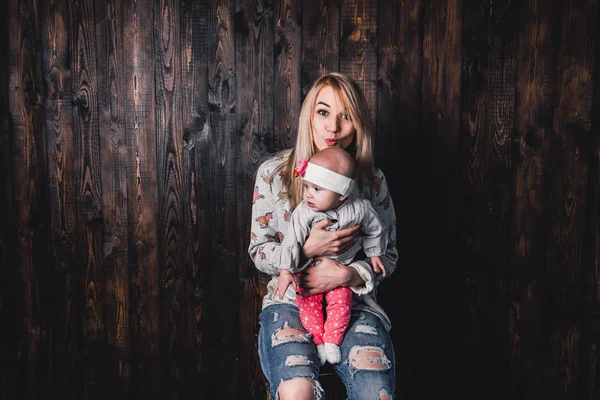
[[327, 117, 339, 132]]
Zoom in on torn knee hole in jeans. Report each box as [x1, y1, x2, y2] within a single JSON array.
[[284, 355, 313, 367], [354, 324, 378, 335], [271, 322, 311, 347], [378, 388, 392, 400], [276, 377, 323, 400], [348, 345, 391, 371]]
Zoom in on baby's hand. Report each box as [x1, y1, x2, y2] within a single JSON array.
[[274, 269, 297, 299], [370, 256, 387, 277]]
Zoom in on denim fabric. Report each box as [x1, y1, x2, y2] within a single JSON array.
[[258, 303, 396, 399]]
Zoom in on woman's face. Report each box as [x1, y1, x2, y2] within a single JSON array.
[[311, 86, 356, 151]]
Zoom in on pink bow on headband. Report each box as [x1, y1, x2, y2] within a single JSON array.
[[294, 160, 308, 177]]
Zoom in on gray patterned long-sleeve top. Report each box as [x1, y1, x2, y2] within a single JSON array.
[[248, 151, 398, 330]]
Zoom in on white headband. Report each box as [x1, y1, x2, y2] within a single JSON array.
[[302, 162, 355, 197]]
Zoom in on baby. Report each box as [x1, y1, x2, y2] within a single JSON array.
[[274, 147, 387, 365]]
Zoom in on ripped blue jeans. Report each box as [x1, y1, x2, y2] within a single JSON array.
[[258, 303, 395, 399]]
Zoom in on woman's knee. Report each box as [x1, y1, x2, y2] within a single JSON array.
[[277, 378, 319, 400]]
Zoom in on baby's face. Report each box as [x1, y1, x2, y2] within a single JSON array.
[[302, 180, 343, 212]]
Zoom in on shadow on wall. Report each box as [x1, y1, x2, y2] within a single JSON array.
[[376, 127, 461, 399]]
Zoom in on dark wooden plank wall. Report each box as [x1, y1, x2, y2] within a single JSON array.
[[0, 1, 599, 399]]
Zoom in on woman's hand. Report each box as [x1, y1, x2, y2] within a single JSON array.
[[301, 219, 360, 259], [274, 270, 296, 299], [296, 257, 364, 296]]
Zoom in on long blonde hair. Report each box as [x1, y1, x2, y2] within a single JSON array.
[[275, 73, 375, 209]]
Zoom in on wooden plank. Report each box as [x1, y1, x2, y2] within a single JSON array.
[[208, 0, 237, 397], [8, 0, 54, 398], [510, 0, 560, 399], [180, 0, 209, 396], [95, 0, 127, 393], [582, 2, 600, 398], [420, 0, 462, 398], [153, 0, 194, 396], [340, 0, 377, 122], [122, 0, 161, 397], [543, 0, 597, 399], [376, 0, 422, 167], [41, 0, 81, 397], [584, 6, 600, 398], [376, 0, 423, 397], [0, 1, 19, 398], [274, 0, 301, 150], [69, 0, 107, 397], [480, 1, 519, 398], [236, 0, 273, 398], [94, 0, 131, 397], [454, 1, 519, 399], [301, 0, 340, 96], [456, 1, 492, 398]]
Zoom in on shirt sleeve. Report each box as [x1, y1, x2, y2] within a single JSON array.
[[348, 169, 398, 295], [279, 203, 312, 273], [248, 159, 285, 276], [359, 199, 387, 257]]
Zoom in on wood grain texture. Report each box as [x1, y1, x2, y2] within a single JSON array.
[[274, 0, 301, 150], [8, 0, 54, 398], [236, 0, 273, 398], [459, 1, 492, 398], [41, 0, 80, 397], [340, 0, 377, 122], [208, 0, 237, 397], [94, 1, 131, 397], [69, 0, 107, 397], [460, 2, 518, 398], [123, 0, 161, 398], [543, 1, 597, 399], [0, 1, 18, 398], [153, 0, 194, 397], [420, 0, 462, 398], [585, 5, 600, 398], [458, 1, 491, 395], [510, 0, 560, 398], [180, 0, 210, 397], [302, 0, 340, 97]]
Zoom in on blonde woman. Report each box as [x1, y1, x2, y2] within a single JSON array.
[[249, 73, 398, 399]]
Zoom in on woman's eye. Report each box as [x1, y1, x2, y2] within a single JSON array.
[[341, 113, 349, 120], [317, 109, 328, 116]]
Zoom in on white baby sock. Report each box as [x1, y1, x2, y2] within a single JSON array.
[[324, 342, 341, 364], [316, 344, 327, 366]]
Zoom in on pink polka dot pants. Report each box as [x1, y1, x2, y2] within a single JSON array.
[[296, 286, 352, 345]]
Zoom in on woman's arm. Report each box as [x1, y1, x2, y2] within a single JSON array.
[[248, 158, 286, 276]]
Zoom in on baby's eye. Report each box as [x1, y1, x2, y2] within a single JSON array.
[[317, 109, 329, 116], [314, 187, 320, 192]]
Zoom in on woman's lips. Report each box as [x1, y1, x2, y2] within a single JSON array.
[[325, 139, 338, 146]]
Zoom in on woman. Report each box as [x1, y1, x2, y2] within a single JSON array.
[[249, 73, 398, 399]]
